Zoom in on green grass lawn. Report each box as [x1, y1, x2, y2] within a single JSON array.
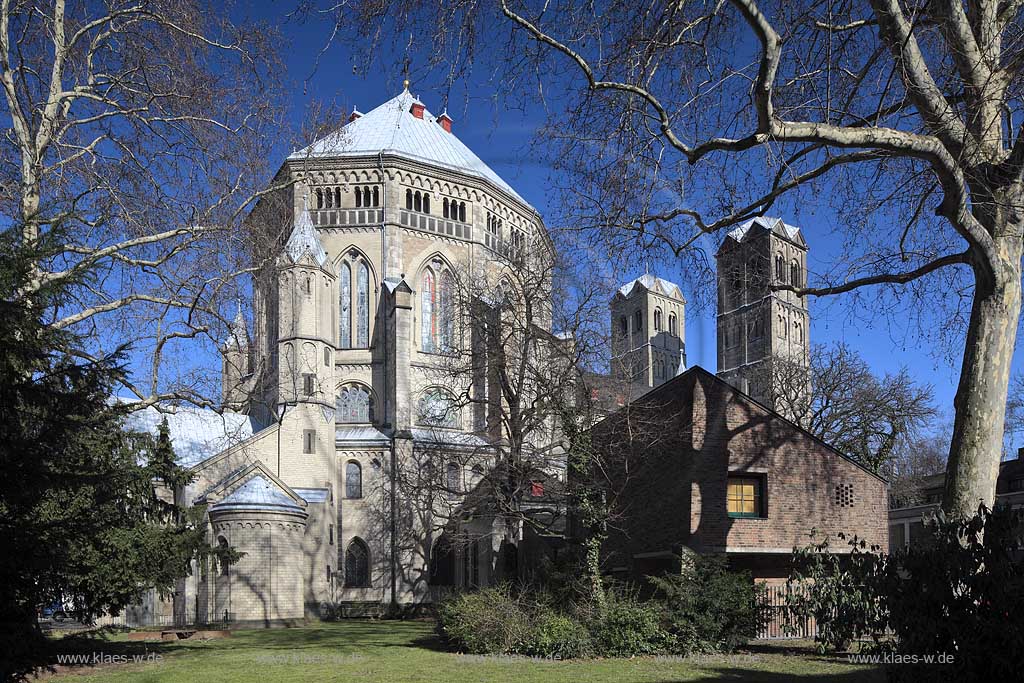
[[43, 620, 883, 682]]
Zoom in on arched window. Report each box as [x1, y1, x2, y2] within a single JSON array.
[[324, 347, 331, 366], [423, 195, 431, 214], [421, 264, 456, 352], [356, 262, 369, 347], [336, 385, 372, 423], [654, 308, 663, 331], [446, 462, 461, 493], [443, 198, 449, 218], [669, 312, 677, 336], [775, 254, 785, 281], [339, 262, 351, 349], [362, 187, 371, 207], [345, 461, 362, 498], [373, 186, 380, 206], [421, 269, 436, 352], [439, 271, 455, 351], [633, 309, 642, 333], [355, 187, 362, 208], [218, 536, 230, 576], [405, 189, 412, 210], [334, 187, 341, 207], [790, 260, 801, 287], [316, 188, 324, 209], [458, 202, 466, 222], [414, 191, 422, 212], [470, 464, 484, 487], [418, 388, 459, 428], [344, 538, 370, 587]]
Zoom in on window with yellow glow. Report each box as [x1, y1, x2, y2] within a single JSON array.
[[727, 476, 763, 518]]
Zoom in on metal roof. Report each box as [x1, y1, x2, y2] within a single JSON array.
[[211, 475, 305, 514], [290, 89, 530, 208]]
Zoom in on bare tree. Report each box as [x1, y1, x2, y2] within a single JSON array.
[[314, 0, 1024, 517], [888, 431, 949, 506], [754, 343, 936, 472], [1, 0, 293, 410], [407, 234, 607, 568]]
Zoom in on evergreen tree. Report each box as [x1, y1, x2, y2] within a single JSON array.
[[0, 228, 211, 681]]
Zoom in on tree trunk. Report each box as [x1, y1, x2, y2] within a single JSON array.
[[944, 232, 1023, 517]]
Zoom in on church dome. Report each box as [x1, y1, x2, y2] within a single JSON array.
[[289, 88, 530, 209]]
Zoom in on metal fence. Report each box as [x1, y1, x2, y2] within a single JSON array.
[[756, 585, 817, 640]]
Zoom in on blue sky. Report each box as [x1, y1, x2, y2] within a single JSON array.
[[242, 2, 1022, 443]]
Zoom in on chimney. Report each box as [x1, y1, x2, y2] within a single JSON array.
[[411, 100, 425, 120], [348, 106, 362, 123], [437, 111, 452, 133]]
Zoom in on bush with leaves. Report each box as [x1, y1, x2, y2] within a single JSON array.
[[435, 585, 534, 655], [650, 554, 767, 653], [786, 532, 889, 652], [789, 506, 1024, 681], [581, 590, 673, 657], [523, 608, 593, 659]]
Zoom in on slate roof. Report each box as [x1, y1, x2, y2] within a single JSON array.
[[210, 475, 305, 514], [617, 273, 684, 301], [726, 216, 805, 246], [123, 403, 256, 469], [284, 206, 329, 267], [289, 89, 529, 208]]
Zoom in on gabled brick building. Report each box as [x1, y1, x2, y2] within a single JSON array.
[[591, 366, 889, 583]]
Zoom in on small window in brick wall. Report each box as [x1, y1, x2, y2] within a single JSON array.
[[303, 429, 316, 454], [834, 483, 855, 507], [303, 373, 316, 396]]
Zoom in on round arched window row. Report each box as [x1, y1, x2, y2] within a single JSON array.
[[405, 189, 433, 215], [443, 198, 468, 222]]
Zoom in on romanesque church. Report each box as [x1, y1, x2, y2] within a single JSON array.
[[124, 88, 886, 627]]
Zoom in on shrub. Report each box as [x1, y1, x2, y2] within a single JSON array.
[[436, 585, 533, 655], [650, 554, 767, 653], [584, 591, 672, 657], [786, 533, 888, 652], [788, 506, 1024, 681], [524, 608, 593, 659]]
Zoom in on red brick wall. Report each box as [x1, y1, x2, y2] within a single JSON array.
[[592, 368, 888, 576]]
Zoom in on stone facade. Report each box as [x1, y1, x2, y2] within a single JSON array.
[[610, 275, 687, 389], [173, 88, 554, 624], [716, 216, 810, 414]]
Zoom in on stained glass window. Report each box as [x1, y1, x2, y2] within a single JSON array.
[[439, 272, 455, 351], [417, 388, 458, 428], [421, 270, 436, 352], [339, 262, 351, 349], [356, 262, 369, 347], [345, 461, 362, 498], [344, 538, 370, 587], [336, 385, 372, 423]]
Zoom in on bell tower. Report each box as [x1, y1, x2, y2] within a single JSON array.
[[610, 274, 686, 390], [716, 216, 810, 414]]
